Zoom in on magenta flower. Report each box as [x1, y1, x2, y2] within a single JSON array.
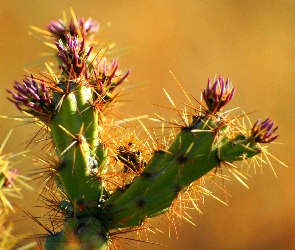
[[2, 169, 18, 188], [7, 75, 54, 120], [203, 76, 235, 113], [251, 118, 279, 143], [47, 17, 99, 40], [89, 57, 130, 110], [55, 34, 93, 78], [69, 17, 99, 38], [92, 57, 130, 95], [46, 19, 67, 39]]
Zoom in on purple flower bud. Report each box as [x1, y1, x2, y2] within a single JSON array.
[[203, 76, 235, 113], [47, 17, 99, 41], [251, 118, 279, 143], [3, 169, 18, 188], [88, 57, 130, 110], [46, 19, 67, 39], [55, 35, 92, 78], [8, 75, 54, 120]]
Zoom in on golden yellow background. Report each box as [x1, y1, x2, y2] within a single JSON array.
[[1, 1, 295, 249]]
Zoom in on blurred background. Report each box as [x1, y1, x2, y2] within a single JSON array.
[[1, 1, 295, 249]]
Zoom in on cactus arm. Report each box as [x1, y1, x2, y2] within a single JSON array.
[[104, 116, 220, 227], [104, 114, 268, 228], [219, 134, 261, 162]]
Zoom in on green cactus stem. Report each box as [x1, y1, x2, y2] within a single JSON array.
[[104, 113, 264, 228], [44, 217, 108, 250], [51, 81, 105, 211]]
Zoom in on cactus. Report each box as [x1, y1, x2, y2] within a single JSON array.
[[7, 11, 285, 250], [0, 131, 36, 249]]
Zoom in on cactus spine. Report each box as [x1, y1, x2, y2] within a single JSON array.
[[8, 12, 282, 249]]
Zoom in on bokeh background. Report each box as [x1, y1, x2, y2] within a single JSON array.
[[1, 1, 295, 249]]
